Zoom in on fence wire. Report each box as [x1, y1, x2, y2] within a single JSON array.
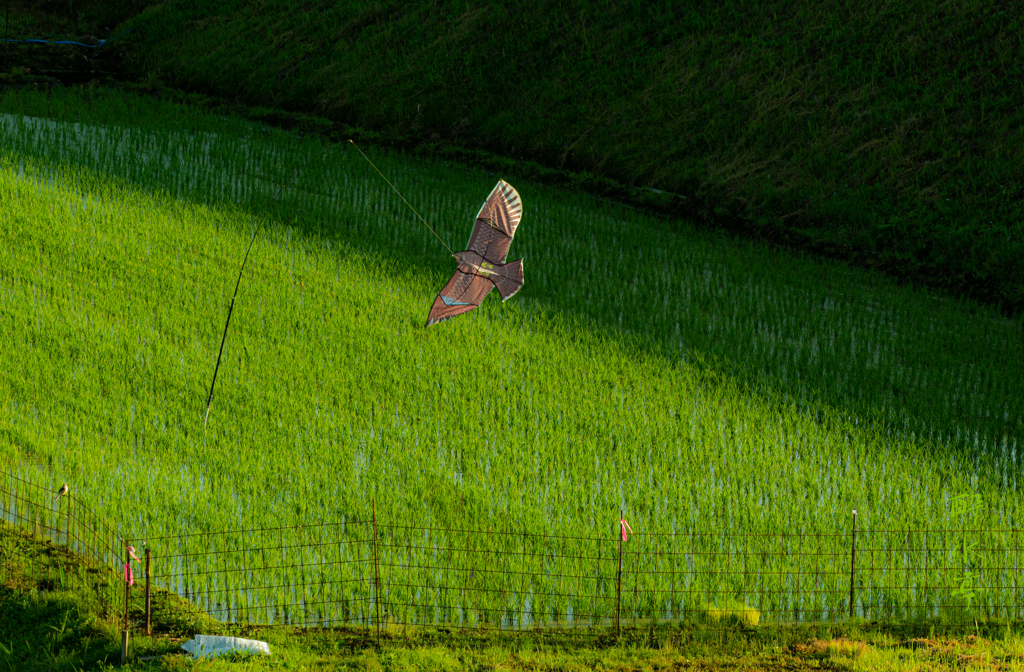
[[0, 465, 126, 617], [137, 519, 1024, 633], [3, 468, 1022, 635]]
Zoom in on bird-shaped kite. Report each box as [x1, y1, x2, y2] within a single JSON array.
[[425, 180, 525, 326]]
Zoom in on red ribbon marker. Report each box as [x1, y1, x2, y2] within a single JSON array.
[[620, 517, 633, 541]]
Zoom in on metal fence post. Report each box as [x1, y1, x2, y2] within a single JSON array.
[[121, 545, 131, 665], [520, 528, 527, 630], [372, 497, 381, 646], [145, 547, 152, 635], [848, 510, 857, 619], [616, 510, 624, 639], [63, 496, 70, 547]]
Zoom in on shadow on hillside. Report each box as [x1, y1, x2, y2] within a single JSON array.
[[249, 145, 1023, 466], [3, 115, 1022, 505]]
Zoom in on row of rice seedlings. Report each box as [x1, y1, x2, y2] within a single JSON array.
[[0, 91, 1022, 625], [3, 103, 1018, 467], [82, 104, 1024, 465]]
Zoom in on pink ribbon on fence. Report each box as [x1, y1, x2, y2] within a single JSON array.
[[620, 517, 633, 541], [125, 545, 140, 586]]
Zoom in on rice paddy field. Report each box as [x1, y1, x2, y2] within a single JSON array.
[[1, 88, 1023, 631]]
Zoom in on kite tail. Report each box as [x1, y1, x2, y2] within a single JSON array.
[[494, 258, 524, 301]]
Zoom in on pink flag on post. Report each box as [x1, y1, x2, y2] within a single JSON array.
[[124, 544, 139, 586], [620, 517, 633, 541]]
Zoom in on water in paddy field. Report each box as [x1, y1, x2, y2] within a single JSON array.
[[0, 112, 307, 206], [2, 103, 1023, 630]]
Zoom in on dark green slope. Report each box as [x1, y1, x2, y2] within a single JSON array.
[[17, 0, 1024, 311]]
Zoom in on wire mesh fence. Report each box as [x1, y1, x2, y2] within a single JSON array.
[[0, 464, 126, 616], [142, 518, 378, 629], [139, 511, 1024, 634], [4, 467, 1023, 637]]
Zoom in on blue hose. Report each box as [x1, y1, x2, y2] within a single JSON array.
[[1, 26, 134, 49]]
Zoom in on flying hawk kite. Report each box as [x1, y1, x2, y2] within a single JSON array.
[[425, 180, 525, 326]]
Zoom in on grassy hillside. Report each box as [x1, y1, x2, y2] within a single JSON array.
[[56, 0, 1021, 314]]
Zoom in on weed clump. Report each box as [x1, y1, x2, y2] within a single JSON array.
[[698, 599, 760, 627]]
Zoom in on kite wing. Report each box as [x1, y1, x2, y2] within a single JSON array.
[[466, 179, 522, 264], [425, 268, 495, 326]]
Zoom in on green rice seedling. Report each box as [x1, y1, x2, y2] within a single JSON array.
[[0, 88, 1021, 630]]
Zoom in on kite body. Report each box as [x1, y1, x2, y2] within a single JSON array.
[[426, 180, 524, 326]]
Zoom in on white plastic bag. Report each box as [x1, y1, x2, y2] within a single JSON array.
[[180, 634, 271, 658]]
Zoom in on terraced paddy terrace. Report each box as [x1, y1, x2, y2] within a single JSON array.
[[1, 89, 1022, 630]]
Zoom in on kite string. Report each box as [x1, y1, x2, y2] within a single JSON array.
[[348, 139, 453, 255]]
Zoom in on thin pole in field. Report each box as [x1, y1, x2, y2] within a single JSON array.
[[204, 142, 337, 426], [670, 535, 676, 625], [65, 496, 71, 549], [57, 494, 64, 545], [903, 527, 910, 621], [403, 526, 411, 639], [616, 510, 623, 639], [594, 532, 601, 628], [848, 510, 857, 619], [520, 528, 527, 630], [318, 519, 325, 627], [462, 526, 470, 625], [227, 532, 235, 623], [145, 547, 152, 635], [121, 546, 131, 665], [243, 530, 251, 623], [333, 520, 343, 628], [261, 524, 268, 624], [372, 497, 382, 647], [778, 532, 786, 620]]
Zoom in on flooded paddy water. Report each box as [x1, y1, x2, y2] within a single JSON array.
[[1, 89, 1022, 629]]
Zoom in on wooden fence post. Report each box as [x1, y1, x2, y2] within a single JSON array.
[[848, 510, 857, 619]]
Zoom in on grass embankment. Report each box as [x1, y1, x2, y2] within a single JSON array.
[[0, 89, 1022, 627], [5, 521, 1024, 671], [42, 0, 1024, 313], [0, 518, 219, 671]]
